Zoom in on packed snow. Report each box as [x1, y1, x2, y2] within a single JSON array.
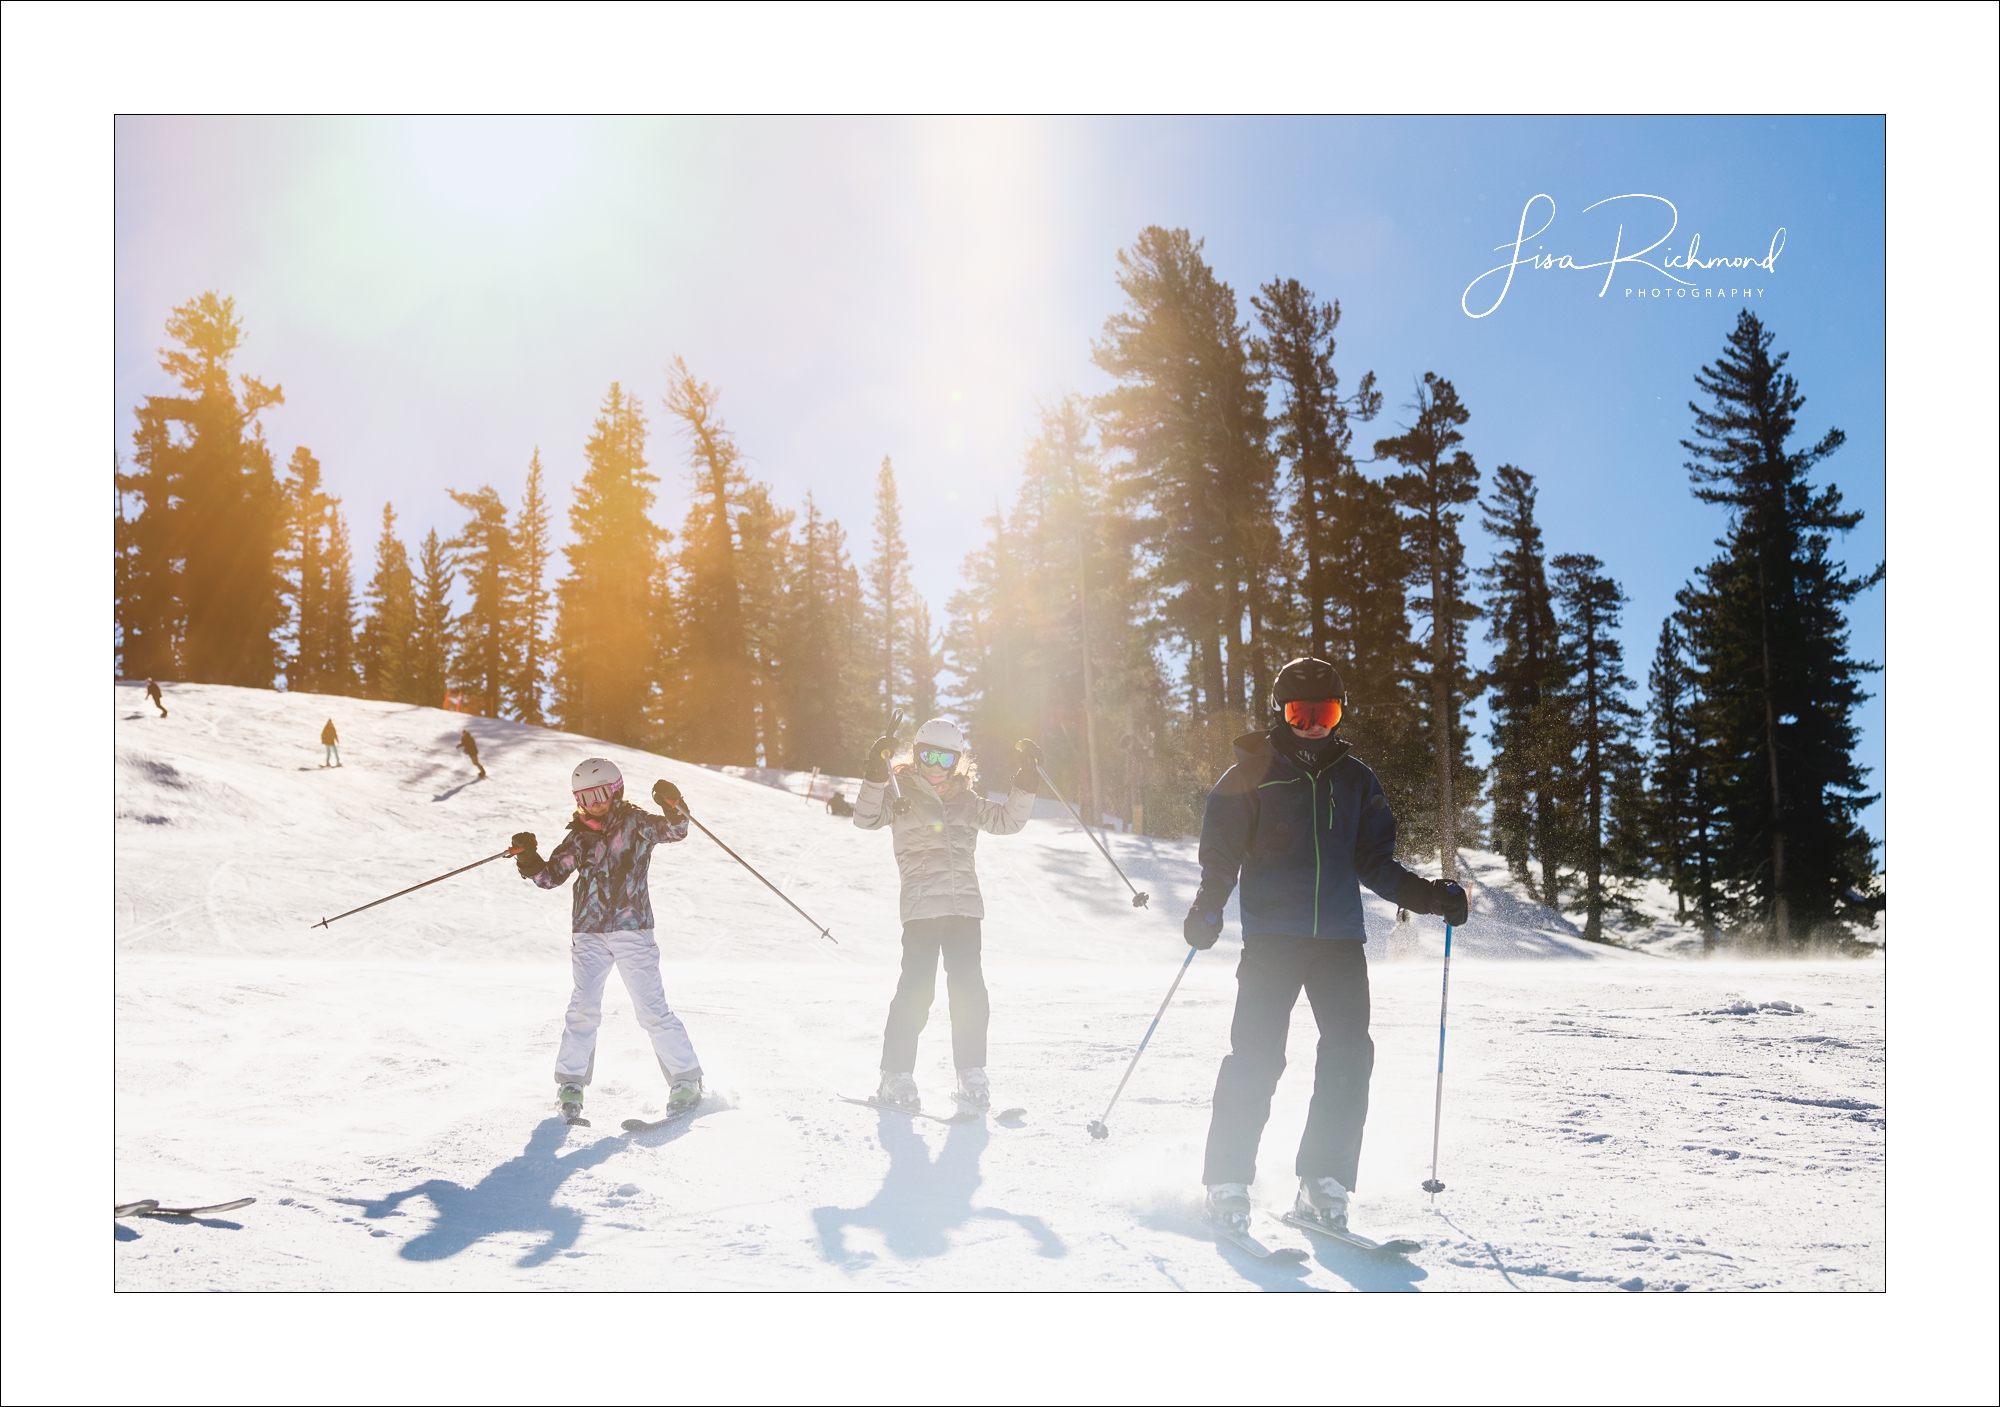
[[114, 682, 1884, 1291]]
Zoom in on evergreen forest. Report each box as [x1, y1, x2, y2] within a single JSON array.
[[114, 230, 1884, 948]]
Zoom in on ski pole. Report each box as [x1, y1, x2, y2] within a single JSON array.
[[1034, 761, 1149, 909], [1087, 946, 1195, 1139], [312, 847, 521, 929], [1422, 922, 1454, 1195], [680, 807, 837, 945]]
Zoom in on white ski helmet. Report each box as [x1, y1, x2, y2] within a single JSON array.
[[571, 757, 624, 807], [912, 718, 966, 756]]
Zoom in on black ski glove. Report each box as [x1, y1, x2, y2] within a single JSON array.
[[1013, 738, 1043, 795], [1183, 905, 1222, 950], [1435, 880, 1469, 926], [1394, 872, 1468, 925], [511, 832, 545, 879], [863, 733, 897, 783], [652, 779, 687, 817]]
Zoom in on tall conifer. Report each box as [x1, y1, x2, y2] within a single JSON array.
[[867, 457, 917, 728], [1374, 374, 1484, 874], [446, 485, 517, 718], [1550, 553, 1641, 940], [555, 384, 664, 747], [1680, 312, 1882, 943], [510, 452, 554, 724], [411, 528, 454, 710], [360, 504, 417, 703]]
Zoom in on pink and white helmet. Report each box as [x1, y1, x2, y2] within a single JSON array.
[[571, 757, 624, 808]]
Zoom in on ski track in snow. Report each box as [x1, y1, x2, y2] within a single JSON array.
[[114, 683, 1884, 1291]]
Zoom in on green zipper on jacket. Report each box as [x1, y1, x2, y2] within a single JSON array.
[[1310, 771, 1322, 936]]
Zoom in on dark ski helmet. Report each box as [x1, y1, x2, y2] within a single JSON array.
[[1271, 656, 1346, 709]]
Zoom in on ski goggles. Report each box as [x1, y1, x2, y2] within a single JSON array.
[[1282, 698, 1343, 730], [573, 781, 623, 808], [916, 748, 960, 770]]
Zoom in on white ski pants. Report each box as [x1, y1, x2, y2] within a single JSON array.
[[553, 929, 701, 1086]]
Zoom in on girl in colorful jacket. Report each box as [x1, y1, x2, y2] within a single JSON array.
[[511, 757, 700, 1127], [853, 718, 1040, 1112]]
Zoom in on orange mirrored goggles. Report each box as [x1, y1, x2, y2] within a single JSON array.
[[1282, 698, 1343, 730]]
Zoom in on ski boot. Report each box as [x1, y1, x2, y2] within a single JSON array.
[[1203, 1182, 1252, 1236], [876, 1071, 920, 1110], [556, 1083, 587, 1124], [668, 1074, 703, 1113], [952, 1067, 990, 1110], [1294, 1175, 1350, 1233]]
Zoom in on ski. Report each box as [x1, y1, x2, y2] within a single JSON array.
[[839, 1095, 978, 1125], [1276, 1211, 1421, 1256], [564, 1114, 592, 1128], [991, 1106, 1027, 1123], [121, 1198, 256, 1219], [621, 1106, 699, 1134], [1209, 1218, 1309, 1263]]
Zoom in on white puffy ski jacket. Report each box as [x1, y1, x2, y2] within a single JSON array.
[[852, 766, 1035, 922]]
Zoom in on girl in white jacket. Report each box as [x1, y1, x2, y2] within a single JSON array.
[[852, 718, 1041, 1111]]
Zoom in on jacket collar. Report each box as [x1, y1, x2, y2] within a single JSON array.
[[1235, 726, 1351, 777]]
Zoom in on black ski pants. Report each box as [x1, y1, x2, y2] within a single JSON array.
[[880, 916, 989, 1073], [1202, 934, 1373, 1191]]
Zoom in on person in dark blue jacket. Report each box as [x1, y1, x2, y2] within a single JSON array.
[[1185, 657, 1469, 1240]]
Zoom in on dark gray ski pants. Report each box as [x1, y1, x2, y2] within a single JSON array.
[[1202, 934, 1373, 1191], [880, 917, 989, 1072]]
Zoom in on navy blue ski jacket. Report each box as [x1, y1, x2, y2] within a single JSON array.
[[1194, 729, 1431, 941]]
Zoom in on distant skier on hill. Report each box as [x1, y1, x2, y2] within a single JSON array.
[[1185, 657, 1470, 1242], [320, 718, 341, 768], [144, 678, 167, 717], [457, 728, 486, 778], [510, 757, 703, 1127], [853, 718, 1039, 1113]]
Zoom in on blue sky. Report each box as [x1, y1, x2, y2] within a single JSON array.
[[114, 115, 1885, 840]]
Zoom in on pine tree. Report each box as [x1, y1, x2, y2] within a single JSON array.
[[322, 503, 360, 697], [867, 456, 917, 728], [1374, 373, 1484, 875], [1550, 552, 1642, 942], [554, 383, 665, 747], [281, 447, 331, 692], [122, 293, 288, 685], [1646, 613, 1720, 952], [1680, 311, 1883, 944], [1092, 227, 1273, 775], [778, 494, 871, 771], [1478, 465, 1567, 900], [734, 480, 797, 766], [411, 528, 454, 710], [446, 485, 517, 718], [359, 504, 417, 703], [510, 451, 554, 724], [660, 360, 757, 764], [1250, 278, 1380, 661]]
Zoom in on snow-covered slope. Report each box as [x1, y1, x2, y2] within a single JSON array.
[[114, 682, 1884, 1291]]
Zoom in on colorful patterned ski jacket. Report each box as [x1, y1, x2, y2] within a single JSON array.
[[1194, 728, 1430, 941], [532, 798, 689, 932]]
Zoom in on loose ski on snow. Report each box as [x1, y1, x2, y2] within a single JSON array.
[[839, 1095, 977, 1125], [1275, 1212, 1420, 1256], [116, 1198, 256, 1219], [621, 1106, 700, 1134], [563, 1114, 593, 1128], [1208, 1219, 1309, 1264]]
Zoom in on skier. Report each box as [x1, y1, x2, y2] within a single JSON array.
[[511, 758, 704, 1125], [457, 728, 486, 778], [320, 718, 341, 768], [854, 718, 1039, 1112], [144, 678, 167, 717], [1185, 657, 1469, 1241]]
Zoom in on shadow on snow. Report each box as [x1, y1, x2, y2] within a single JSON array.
[[812, 1112, 1065, 1268], [338, 1118, 626, 1267]]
